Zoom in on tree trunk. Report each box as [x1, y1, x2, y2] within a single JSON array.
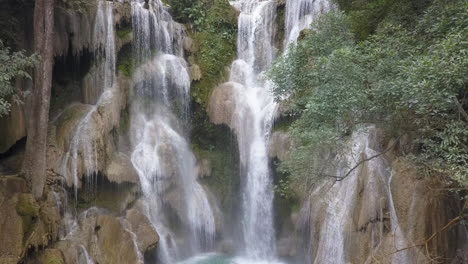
[[21, 0, 55, 200]]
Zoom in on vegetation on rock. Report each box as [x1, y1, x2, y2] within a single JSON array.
[[268, 0, 468, 191], [168, 0, 238, 108]]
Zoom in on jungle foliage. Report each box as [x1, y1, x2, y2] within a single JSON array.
[[168, 0, 238, 107], [268, 0, 468, 189], [0, 41, 38, 117]]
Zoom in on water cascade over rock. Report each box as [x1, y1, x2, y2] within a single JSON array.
[[284, 0, 332, 46], [227, 0, 278, 261], [129, 0, 216, 262]]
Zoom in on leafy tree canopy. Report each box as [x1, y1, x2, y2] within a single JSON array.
[[268, 0, 468, 190], [0, 41, 38, 117]]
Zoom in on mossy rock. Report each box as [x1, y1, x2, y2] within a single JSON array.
[[15, 193, 39, 244], [40, 249, 65, 264]]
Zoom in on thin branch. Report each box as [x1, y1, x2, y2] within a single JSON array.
[[454, 98, 468, 123], [388, 215, 463, 256], [325, 135, 402, 182]]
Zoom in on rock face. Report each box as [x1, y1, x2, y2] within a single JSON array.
[[54, 207, 158, 264], [0, 176, 60, 264], [269, 131, 292, 161], [94, 215, 142, 264], [125, 208, 159, 253], [293, 127, 467, 263], [208, 82, 243, 130], [105, 152, 139, 184]]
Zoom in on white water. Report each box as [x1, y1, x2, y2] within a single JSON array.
[[284, 0, 332, 47], [60, 0, 117, 200], [130, 1, 215, 262], [297, 127, 414, 264], [228, 0, 278, 260]]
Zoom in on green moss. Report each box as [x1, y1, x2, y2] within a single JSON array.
[[191, 31, 236, 107], [334, 0, 432, 40], [116, 44, 135, 78], [177, 0, 238, 108], [117, 28, 132, 41], [15, 193, 39, 243], [190, 105, 240, 212]]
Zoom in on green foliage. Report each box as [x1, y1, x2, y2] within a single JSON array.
[[168, 0, 238, 108], [191, 31, 236, 105], [116, 45, 134, 78], [334, 0, 431, 40], [117, 28, 132, 40], [269, 1, 468, 188], [58, 0, 95, 13], [0, 41, 38, 117]]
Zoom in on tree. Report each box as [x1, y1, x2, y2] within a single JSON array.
[[268, 1, 468, 189], [21, 0, 56, 199], [0, 41, 37, 117]]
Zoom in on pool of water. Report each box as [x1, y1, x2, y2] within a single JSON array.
[[177, 253, 287, 264]]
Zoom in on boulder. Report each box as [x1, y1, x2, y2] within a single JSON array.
[[39, 249, 65, 264], [94, 215, 143, 264], [105, 152, 139, 184], [0, 176, 61, 264], [125, 208, 159, 253], [208, 82, 243, 129]]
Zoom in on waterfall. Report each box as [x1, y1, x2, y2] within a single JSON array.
[[297, 127, 415, 264], [129, 1, 215, 262], [228, 0, 278, 260], [284, 0, 332, 47], [60, 0, 117, 201]]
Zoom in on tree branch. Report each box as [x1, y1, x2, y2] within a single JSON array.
[[322, 135, 402, 182], [454, 98, 468, 123]]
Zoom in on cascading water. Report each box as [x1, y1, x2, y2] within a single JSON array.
[[227, 0, 278, 260], [284, 0, 332, 47], [60, 0, 117, 201], [297, 127, 415, 264], [129, 1, 215, 262], [58, 2, 117, 263]]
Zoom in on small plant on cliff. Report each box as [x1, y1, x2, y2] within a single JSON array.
[[0, 41, 38, 117]]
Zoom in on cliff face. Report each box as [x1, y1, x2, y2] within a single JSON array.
[[283, 128, 468, 264]]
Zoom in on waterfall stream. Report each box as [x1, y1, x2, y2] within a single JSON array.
[[60, 0, 117, 202], [129, 1, 215, 262], [228, 0, 278, 260]]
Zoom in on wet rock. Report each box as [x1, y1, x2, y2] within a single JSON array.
[[0, 176, 61, 264], [125, 208, 159, 253], [208, 82, 243, 130], [269, 131, 292, 161], [94, 215, 142, 264], [39, 248, 65, 264], [105, 152, 139, 184], [196, 157, 211, 178]]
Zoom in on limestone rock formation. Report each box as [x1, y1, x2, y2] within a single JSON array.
[[105, 152, 139, 184], [0, 176, 60, 264], [269, 131, 292, 161], [208, 82, 243, 130], [126, 208, 159, 252]]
